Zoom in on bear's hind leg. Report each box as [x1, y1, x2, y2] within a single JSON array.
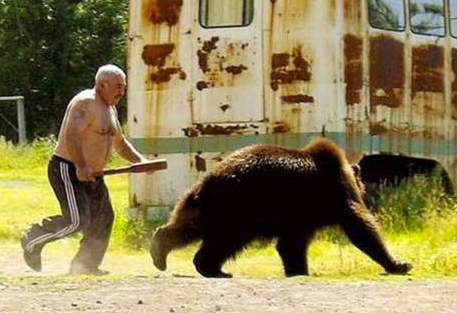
[[193, 237, 247, 278], [276, 233, 311, 277]]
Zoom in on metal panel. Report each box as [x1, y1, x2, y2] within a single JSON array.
[[191, 0, 264, 124], [128, 0, 195, 206], [264, 0, 341, 136]]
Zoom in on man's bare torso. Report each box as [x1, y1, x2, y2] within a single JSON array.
[[54, 89, 118, 172]]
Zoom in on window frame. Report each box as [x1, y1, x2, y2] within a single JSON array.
[[198, 0, 255, 29], [409, 0, 446, 37], [449, 0, 457, 38], [367, 0, 407, 32]]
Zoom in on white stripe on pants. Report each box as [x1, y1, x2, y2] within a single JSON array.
[[25, 163, 80, 252]]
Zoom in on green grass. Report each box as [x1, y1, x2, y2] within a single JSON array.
[[1, 137, 457, 279]]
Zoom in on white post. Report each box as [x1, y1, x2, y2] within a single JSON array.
[[0, 96, 26, 144], [17, 97, 26, 144]]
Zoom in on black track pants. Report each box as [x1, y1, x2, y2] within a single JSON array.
[[22, 155, 114, 271]]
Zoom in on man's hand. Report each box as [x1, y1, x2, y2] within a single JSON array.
[[76, 165, 94, 181]]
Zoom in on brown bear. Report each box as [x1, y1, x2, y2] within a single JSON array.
[[150, 138, 412, 277]]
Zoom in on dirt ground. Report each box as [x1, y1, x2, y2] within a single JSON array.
[[1, 245, 457, 313], [1, 276, 457, 313]]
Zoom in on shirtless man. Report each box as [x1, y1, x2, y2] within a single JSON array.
[[21, 64, 147, 275]]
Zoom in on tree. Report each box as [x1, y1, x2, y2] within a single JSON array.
[[368, 0, 402, 30], [0, 0, 127, 141], [409, 1, 445, 35]]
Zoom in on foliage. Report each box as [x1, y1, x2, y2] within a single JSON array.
[[368, 0, 403, 30], [409, 1, 445, 35], [0, 135, 56, 170], [375, 174, 456, 232], [0, 0, 128, 141], [369, 0, 445, 34]]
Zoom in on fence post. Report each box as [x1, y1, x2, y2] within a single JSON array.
[[17, 97, 26, 144], [0, 96, 26, 144]]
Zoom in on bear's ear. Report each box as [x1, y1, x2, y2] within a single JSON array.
[[351, 164, 361, 178], [351, 164, 366, 196]]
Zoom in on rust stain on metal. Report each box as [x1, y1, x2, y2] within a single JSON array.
[[181, 127, 198, 137], [270, 47, 312, 91], [451, 49, 457, 119], [196, 37, 251, 90], [142, 44, 186, 84], [369, 35, 404, 108], [370, 89, 403, 109], [271, 53, 290, 69], [369, 123, 389, 136], [272, 121, 290, 133], [150, 67, 186, 84], [219, 104, 231, 111], [344, 34, 363, 105], [452, 48, 457, 91], [195, 155, 207, 172], [343, 0, 362, 22], [198, 124, 248, 135], [412, 45, 444, 93], [197, 37, 219, 73], [225, 65, 248, 75], [281, 94, 314, 104], [293, 50, 308, 69], [197, 50, 209, 73], [145, 0, 183, 26], [181, 124, 252, 136], [142, 44, 175, 67], [202, 36, 219, 52], [196, 81, 208, 91]]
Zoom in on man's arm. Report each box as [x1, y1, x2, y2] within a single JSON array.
[[112, 116, 147, 164], [66, 100, 93, 180]]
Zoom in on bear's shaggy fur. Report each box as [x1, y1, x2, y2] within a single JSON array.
[[150, 138, 412, 277]]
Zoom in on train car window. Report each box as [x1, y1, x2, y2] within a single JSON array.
[[409, 0, 445, 36], [450, 0, 457, 37], [199, 0, 254, 28], [368, 0, 406, 31]]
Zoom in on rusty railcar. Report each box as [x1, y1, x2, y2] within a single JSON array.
[[127, 0, 457, 215]]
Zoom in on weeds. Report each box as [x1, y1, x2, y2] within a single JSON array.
[[375, 174, 456, 232]]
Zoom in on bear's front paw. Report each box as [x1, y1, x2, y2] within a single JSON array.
[[150, 239, 167, 271]]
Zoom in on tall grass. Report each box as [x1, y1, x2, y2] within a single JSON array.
[[375, 174, 456, 232]]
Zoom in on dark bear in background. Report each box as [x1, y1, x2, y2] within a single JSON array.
[[150, 138, 412, 277], [358, 154, 454, 209]]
